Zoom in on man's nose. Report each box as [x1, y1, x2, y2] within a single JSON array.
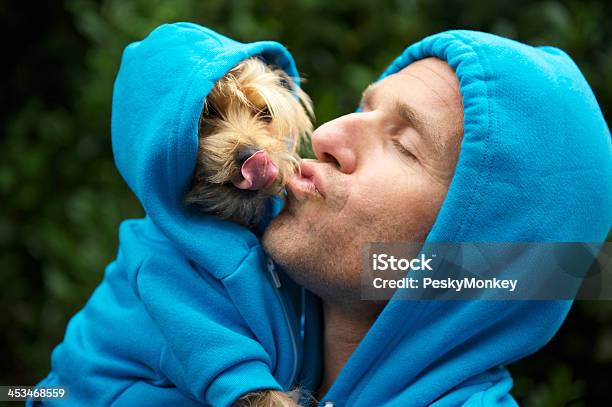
[[311, 112, 367, 174]]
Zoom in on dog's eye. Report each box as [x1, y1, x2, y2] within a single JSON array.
[[279, 76, 292, 91], [258, 107, 272, 123]]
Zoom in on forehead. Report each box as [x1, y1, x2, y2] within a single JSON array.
[[372, 58, 461, 116]]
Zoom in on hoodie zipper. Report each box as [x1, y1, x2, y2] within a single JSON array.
[[267, 258, 299, 387]]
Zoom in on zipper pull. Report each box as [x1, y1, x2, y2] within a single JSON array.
[[267, 258, 282, 288]]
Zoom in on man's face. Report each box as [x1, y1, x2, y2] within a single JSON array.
[[263, 57, 464, 306]]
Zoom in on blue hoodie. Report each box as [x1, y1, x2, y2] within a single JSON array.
[[318, 31, 611, 406], [32, 23, 321, 407]]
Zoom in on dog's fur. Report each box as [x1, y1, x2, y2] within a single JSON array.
[[186, 58, 313, 227], [237, 389, 302, 407], [186, 59, 313, 405]]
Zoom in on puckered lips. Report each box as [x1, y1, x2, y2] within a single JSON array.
[[232, 150, 279, 191], [287, 159, 324, 200]]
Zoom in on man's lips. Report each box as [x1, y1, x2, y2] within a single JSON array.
[[287, 160, 325, 200]]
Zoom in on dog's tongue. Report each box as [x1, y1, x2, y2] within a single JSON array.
[[232, 150, 279, 190]]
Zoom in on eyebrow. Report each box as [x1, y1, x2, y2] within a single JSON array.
[[360, 83, 443, 155]]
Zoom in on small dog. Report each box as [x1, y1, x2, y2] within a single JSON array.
[[186, 57, 313, 228], [186, 58, 313, 406]]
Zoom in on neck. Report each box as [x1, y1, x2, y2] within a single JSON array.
[[317, 300, 382, 397]]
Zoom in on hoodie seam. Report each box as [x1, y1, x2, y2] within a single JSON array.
[[172, 58, 206, 210], [451, 32, 494, 242], [219, 244, 300, 390]]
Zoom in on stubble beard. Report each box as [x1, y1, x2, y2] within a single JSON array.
[[262, 198, 364, 305]]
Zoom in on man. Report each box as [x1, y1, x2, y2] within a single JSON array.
[[263, 31, 612, 405]]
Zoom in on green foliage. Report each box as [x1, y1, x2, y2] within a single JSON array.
[[2, 0, 610, 404]]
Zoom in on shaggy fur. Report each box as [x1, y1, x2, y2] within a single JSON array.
[[186, 58, 313, 227], [236, 389, 302, 407]]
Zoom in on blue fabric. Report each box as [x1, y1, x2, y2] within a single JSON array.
[[320, 31, 611, 406], [32, 22, 320, 407]]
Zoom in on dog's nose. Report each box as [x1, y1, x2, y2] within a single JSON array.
[[233, 149, 279, 190], [235, 147, 260, 165]]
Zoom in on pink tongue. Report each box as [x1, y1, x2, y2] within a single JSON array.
[[232, 150, 279, 190]]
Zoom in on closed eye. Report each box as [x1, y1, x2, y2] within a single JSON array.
[[392, 138, 416, 160]]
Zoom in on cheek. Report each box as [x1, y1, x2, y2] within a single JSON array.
[[344, 171, 448, 241]]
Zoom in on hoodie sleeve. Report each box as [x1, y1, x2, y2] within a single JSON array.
[[134, 254, 282, 407]]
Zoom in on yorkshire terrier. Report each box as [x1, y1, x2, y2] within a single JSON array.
[[186, 58, 313, 406], [186, 57, 313, 228]]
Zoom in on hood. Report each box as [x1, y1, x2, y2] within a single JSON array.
[[323, 31, 612, 406], [111, 22, 298, 276]]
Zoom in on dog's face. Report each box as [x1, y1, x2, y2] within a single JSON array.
[[186, 58, 313, 227]]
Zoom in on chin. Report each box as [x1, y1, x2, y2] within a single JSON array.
[[263, 195, 322, 264], [263, 211, 301, 265], [263, 214, 363, 304]]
